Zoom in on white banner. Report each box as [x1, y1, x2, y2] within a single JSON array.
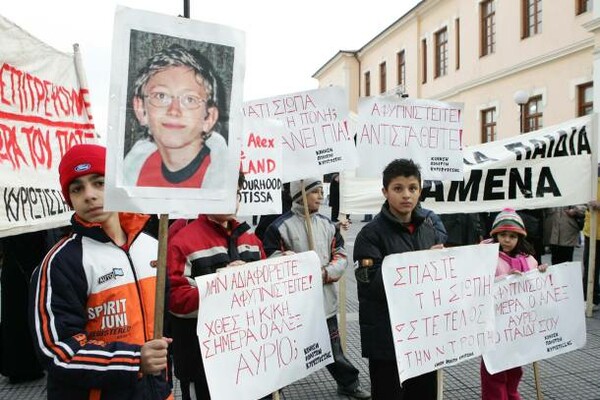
[[382, 244, 498, 382], [341, 116, 593, 214], [243, 87, 359, 182], [104, 7, 244, 215], [196, 252, 333, 400], [482, 262, 587, 374], [0, 14, 96, 237], [356, 98, 464, 181], [238, 117, 284, 217]]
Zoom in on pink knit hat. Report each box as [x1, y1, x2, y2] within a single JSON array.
[[490, 208, 527, 237], [59, 144, 106, 206]]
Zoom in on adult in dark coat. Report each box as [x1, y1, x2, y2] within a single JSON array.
[[0, 229, 64, 383], [439, 213, 483, 246]]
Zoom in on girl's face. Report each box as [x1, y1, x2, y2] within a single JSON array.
[[497, 231, 519, 253]]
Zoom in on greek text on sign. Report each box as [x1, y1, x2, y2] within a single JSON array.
[[356, 97, 464, 181], [482, 262, 586, 373], [196, 252, 333, 400], [382, 244, 498, 382]]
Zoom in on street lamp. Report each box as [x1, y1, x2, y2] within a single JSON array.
[[513, 90, 529, 133]]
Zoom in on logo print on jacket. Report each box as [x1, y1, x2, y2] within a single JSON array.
[[98, 268, 125, 285]]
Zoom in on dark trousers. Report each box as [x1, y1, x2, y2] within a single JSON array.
[[549, 245, 574, 265], [326, 316, 360, 389], [583, 237, 600, 304], [368, 359, 437, 399], [172, 318, 211, 400]]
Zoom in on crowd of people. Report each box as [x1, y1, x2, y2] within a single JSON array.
[[0, 145, 598, 400]]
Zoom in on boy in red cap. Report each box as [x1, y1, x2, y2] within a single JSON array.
[[29, 144, 172, 400]]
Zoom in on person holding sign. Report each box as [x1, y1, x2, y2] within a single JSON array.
[[263, 178, 371, 400], [29, 144, 172, 400], [124, 44, 227, 188], [353, 159, 444, 399], [167, 172, 266, 400], [481, 208, 547, 400]]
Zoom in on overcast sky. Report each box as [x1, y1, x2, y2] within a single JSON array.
[[2, 0, 419, 136]]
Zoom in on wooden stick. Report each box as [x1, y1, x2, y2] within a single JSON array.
[[301, 180, 316, 251], [437, 369, 444, 400], [338, 216, 348, 352], [586, 113, 598, 318], [153, 214, 169, 338], [586, 209, 597, 318], [533, 361, 543, 400]]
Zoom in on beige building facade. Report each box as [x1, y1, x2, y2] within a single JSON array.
[[313, 0, 595, 146]]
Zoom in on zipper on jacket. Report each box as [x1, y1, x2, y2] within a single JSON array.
[[124, 250, 149, 342]]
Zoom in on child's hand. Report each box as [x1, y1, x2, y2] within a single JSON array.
[[537, 263, 548, 273], [227, 260, 246, 267], [281, 250, 295, 256], [509, 270, 522, 276], [336, 220, 351, 231], [430, 244, 444, 250]]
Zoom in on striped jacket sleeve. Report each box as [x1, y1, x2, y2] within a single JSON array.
[[29, 237, 142, 388], [323, 226, 348, 283]]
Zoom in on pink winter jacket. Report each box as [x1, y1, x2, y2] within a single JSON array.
[[495, 251, 538, 277]]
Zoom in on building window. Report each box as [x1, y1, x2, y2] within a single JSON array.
[[397, 51, 406, 86], [455, 19, 460, 70], [522, 0, 542, 38], [435, 28, 448, 78], [379, 62, 387, 94], [578, 82, 593, 116], [481, 108, 497, 143], [480, 0, 495, 56], [364, 71, 370, 96], [524, 95, 543, 132], [577, 0, 592, 14], [422, 38, 428, 84]]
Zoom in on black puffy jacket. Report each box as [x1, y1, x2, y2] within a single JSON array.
[[353, 202, 442, 360]]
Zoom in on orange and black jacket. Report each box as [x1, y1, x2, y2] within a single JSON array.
[[29, 213, 171, 400]]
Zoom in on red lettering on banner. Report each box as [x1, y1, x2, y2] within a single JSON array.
[[56, 129, 95, 157], [235, 336, 297, 384], [394, 257, 457, 287], [247, 132, 275, 148], [0, 62, 93, 121], [242, 158, 276, 175], [0, 123, 28, 169], [22, 126, 52, 169]]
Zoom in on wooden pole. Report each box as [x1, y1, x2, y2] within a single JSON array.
[[533, 362, 544, 400], [338, 215, 348, 352], [587, 114, 598, 318], [153, 214, 169, 338], [437, 370, 444, 400], [301, 180, 316, 250]]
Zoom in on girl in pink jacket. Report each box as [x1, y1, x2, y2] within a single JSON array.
[[481, 208, 547, 400]]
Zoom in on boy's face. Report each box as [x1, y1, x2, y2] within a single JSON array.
[[68, 174, 114, 224], [382, 175, 421, 222], [304, 187, 324, 213], [133, 66, 218, 154]]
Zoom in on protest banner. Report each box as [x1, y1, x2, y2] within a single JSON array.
[[341, 116, 593, 214], [381, 244, 498, 382], [104, 7, 244, 215], [356, 98, 463, 181], [0, 14, 96, 237], [195, 251, 333, 400], [243, 87, 359, 182], [238, 116, 284, 217], [482, 262, 587, 374]]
